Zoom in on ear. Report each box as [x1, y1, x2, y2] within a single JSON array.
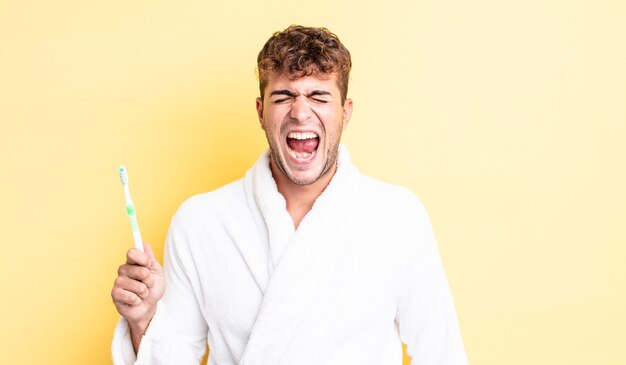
[[342, 98, 353, 130], [256, 97, 264, 129]]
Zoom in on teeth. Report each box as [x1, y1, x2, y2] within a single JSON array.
[[287, 131, 318, 140]]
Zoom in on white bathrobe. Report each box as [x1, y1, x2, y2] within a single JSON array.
[[112, 146, 468, 365]]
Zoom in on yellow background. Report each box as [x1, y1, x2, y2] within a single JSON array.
[[1, 0, 624, 364]]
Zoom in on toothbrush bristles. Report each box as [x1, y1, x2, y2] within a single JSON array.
[[119, 166, 128, 185]]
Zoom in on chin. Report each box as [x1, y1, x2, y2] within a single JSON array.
[[286, 170, 323, 186]]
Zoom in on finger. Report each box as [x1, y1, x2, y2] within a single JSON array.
[[142, 273, 156, 289], [143, 243, 162, 270], [114, 276, 150, 299], [118, 264, 151, 281], [126, 248, 150, 267], [111, 287, 142, 306]]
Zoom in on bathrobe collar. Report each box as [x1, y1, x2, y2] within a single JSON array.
[[240, 144, 366, 365]]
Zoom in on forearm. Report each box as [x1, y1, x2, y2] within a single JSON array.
[[128, 312, 155, 354], [112, 302, 208, 364]]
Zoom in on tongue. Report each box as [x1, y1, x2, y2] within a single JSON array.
[[287, 138, 319, 153]]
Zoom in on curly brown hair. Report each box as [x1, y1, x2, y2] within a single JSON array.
[[257, 25, 352, 103]]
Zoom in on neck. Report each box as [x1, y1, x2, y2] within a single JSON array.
[[270, 159, 337, 229]]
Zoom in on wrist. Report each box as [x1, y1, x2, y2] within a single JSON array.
[[128, 307, 157, 335]]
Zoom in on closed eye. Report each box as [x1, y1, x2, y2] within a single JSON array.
[[272, 97, 292, 104], [308, 90, 332, 103], [270, 90, 297, 104]]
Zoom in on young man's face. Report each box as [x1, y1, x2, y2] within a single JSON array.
[[256, 72, 353, 186]]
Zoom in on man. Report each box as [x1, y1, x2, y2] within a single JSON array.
[[111, 25, 468, 364]]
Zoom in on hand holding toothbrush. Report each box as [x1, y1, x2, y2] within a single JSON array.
[[111, 243, 165, 352], [111, 166, 165, 353]]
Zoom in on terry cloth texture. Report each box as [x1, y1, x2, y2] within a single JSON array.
[[112, 145, 468, 365]]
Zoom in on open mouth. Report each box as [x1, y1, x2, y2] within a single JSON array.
[[286, 131, 320, 162]]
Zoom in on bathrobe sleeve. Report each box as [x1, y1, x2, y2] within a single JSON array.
[[112, 215, 209, 365], [395, 201, 468, 365]]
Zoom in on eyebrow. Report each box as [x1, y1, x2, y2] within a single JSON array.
[[269, 89, 332, 98], [270, 90, 298, 97], [308, 90, 332, 97]]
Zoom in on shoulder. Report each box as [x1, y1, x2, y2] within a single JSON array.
[[356, 172, 429, 222], [171, 178, 246, 228], [352, 172, 438, 275]]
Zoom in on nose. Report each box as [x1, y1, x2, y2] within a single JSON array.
[[289, 96, 312, 122]]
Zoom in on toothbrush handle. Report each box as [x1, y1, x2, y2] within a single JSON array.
[[127, 206, 143, 251], [132, 230, 143, 251]]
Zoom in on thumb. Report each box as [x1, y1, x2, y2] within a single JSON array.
[[143, 243, 162, 270]]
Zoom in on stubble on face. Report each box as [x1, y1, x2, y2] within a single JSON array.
[[268, 132, 340, 186], [258, 72, 350, 188]]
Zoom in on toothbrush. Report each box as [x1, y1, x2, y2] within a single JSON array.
[[119, 165, 143, 251]]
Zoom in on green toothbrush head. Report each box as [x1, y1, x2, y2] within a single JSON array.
[[119, 165, 128, 186]]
